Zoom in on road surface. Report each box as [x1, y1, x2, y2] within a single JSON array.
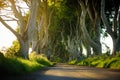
[[1, 63, 120, 80]]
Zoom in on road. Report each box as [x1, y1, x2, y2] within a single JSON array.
[[1, 63, 120, 80]]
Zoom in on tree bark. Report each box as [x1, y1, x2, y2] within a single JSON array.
[[10, 0, 26, 37], [27, 0, 38, 53], [19, 38, 29, 59], [79, 0, 101, 55], [114, 10, 120, 53], [101, 0, 120, 55], [0, 17, 29, 58]]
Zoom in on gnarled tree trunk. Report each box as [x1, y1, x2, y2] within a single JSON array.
[[101, 0, 120, 55], [27, 0, 38, 53], [0, 17, 29, 58], [79, 0, 101, 55]]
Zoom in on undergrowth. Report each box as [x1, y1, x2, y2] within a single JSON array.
[[0, 51, 53, 75], [69, 52, 120, 69]]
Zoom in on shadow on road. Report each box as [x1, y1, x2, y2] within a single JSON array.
[[1, 64, 120, 80], [1, 67, 94, 80], [1, 74, 94, 80]]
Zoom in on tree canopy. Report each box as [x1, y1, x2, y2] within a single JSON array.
[[0, 0, 120, 61]]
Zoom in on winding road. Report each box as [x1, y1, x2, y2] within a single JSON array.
[[1, 63, 120, 80]]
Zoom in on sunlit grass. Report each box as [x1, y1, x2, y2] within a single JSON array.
[[68, 59, 77, 65], [0, 51, 53, 75], [69, 54, 120, 69], [0, 57, 44, 75], [29, 51, 54, 66], [17, 57, 44, 72]]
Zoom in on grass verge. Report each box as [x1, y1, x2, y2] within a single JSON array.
[[68, 54, 120, 69], [0, 52, 54, 75]]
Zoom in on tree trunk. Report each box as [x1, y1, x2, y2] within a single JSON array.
[[113, 10, 120, 54], [115, 37, 120, 53], [101, 0, 120, 55], [93, 18, 102, 55], [19, 39, 29, 59], [0, 17, 29, 58], [8, 0, 29, 58], [86, 45, 91, 57], [27, 0, 38, 53], [86, 0, 102, 55], [79, 1, 101, 55]]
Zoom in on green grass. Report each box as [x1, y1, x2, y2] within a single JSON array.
[[0, 57, 44, 75], [29, 52, 54, 66], [68, 60, 77, 65], [0, 52, 53, 75], [69, 54, 120, 69]]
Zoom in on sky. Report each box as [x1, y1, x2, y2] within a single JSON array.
[[0, 0, 28, 51], [0, 21, 17, 50]]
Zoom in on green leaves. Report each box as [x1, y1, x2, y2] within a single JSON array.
[[76, 55, 120, 69]]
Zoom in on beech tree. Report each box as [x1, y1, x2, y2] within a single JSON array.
[[0, 0, 39, 58], [0, 0, 55, 58], [78, 0, 102, 56], [0, 0, 119, 61], [101, 0, 120, 55]]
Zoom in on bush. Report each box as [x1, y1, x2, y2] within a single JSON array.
[[97, 61, 106, 68], [68, 60, 77, 65], [115, 51, 120, 57], [77, 60, 89, 66], [76, 55, 120, 69], [110, 61, 120, 69], [91, 60, 102, 67], [4, 40, 20, 57], [52, 57, 62, 63], [17, 57, 43, 73], [0, 51, 53, 75], [2, 57, 25, 74], [0, 43, 54, 75], [1, 57, 43, 75], [106, 57, 120, 69], [0, 52, 5, 69], [29, 52, 53, 66]]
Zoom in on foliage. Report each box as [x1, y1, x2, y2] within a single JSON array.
[[0, 56, 43, 75], [17, 57, 43, 73], [68, 59, 77, 65], [110, 60, 120, 69], [115, 51, 120, 57], [0, 52, 53, 75], [29, 52, 53, 66], [48, 0, 78, 62], [0, 0, 120, 72], [70, 55, 120, 69], [4, 40, 20, 57], [0, 52, 5, 65], [51, 56, 62, 63]]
